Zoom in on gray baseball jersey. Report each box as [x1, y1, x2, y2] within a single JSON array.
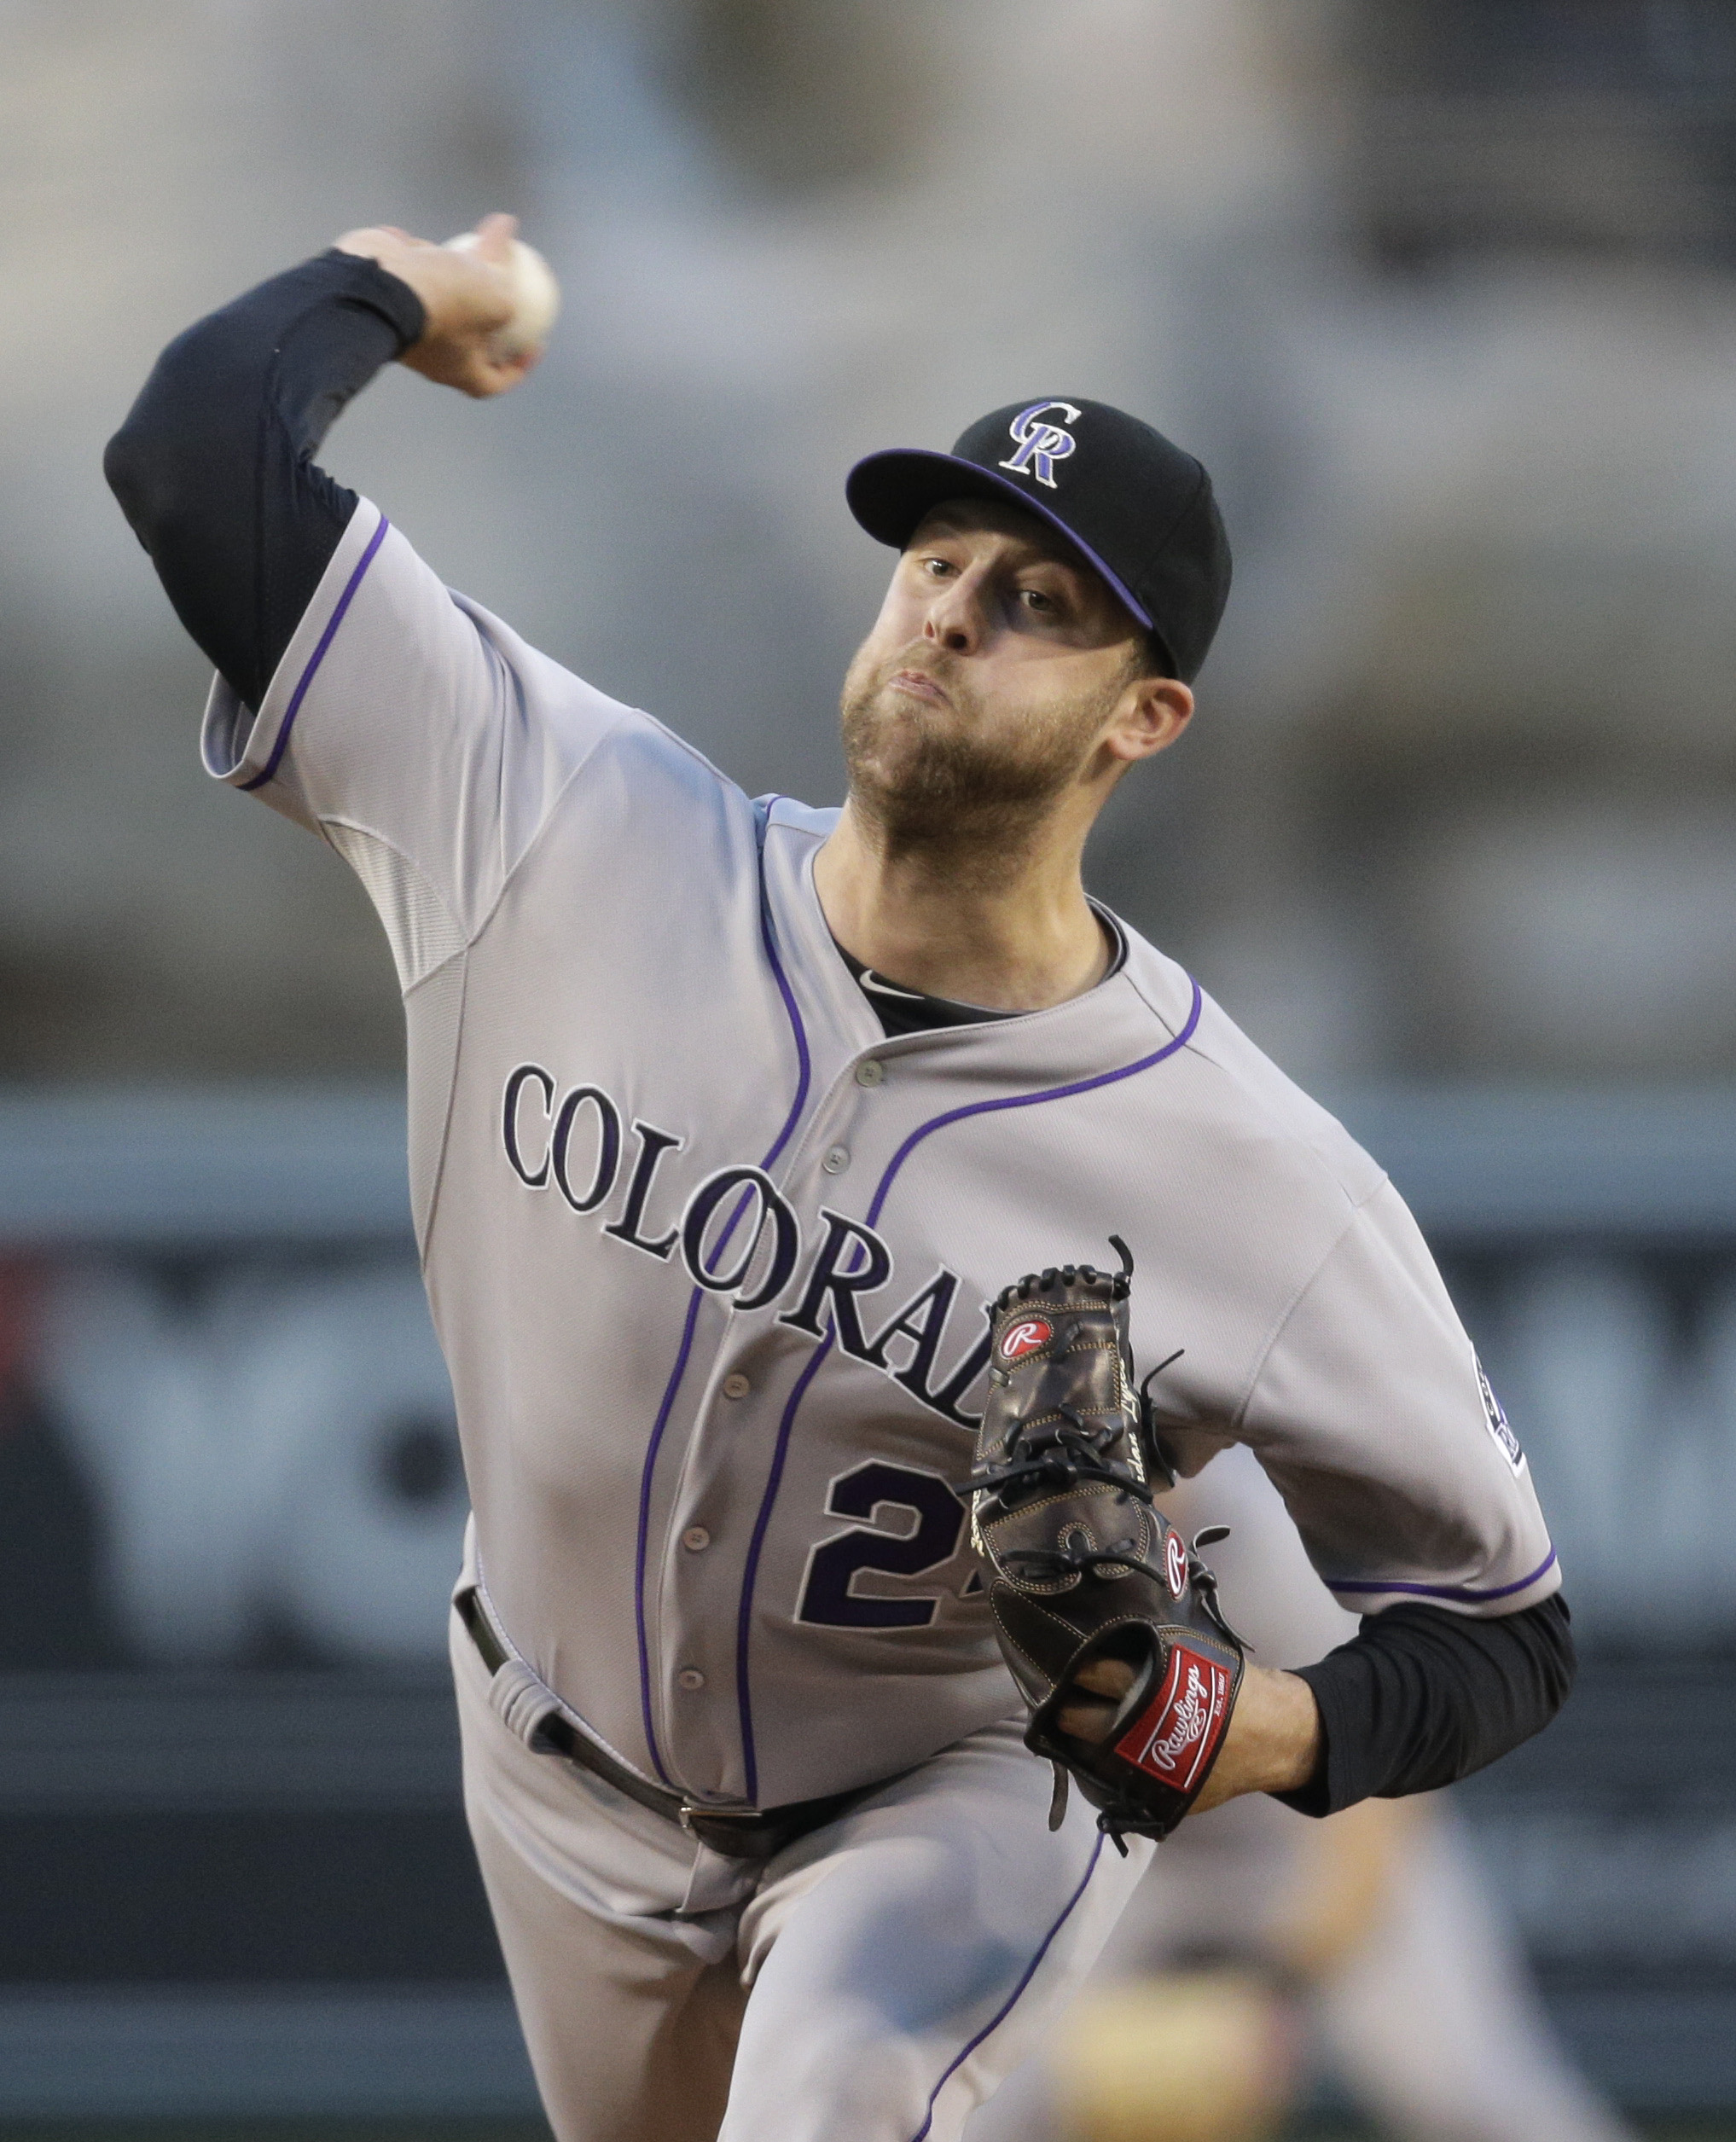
[[201, 499, 1558, 1813]]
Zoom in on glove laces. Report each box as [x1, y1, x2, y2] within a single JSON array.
[[967, 1404, 1154, 1512]]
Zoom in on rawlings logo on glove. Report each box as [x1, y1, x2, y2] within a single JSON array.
[[1001, 1317, 1055, 1362], [967, 1238, 1245, 1847], [1116, 1644, 1235, 1791]]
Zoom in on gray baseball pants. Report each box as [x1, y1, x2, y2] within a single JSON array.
[[450, 1611, 1150, 2142]]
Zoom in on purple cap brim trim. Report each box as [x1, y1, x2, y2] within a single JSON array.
[[845, 450, 1158, 635]]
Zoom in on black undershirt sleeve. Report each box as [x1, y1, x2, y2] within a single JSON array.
[[103, 250, 426, 711], [1274, 1590, 1575, 1815]]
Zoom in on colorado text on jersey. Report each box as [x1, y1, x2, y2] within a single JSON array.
[[502, 1060, 1019, 1430]]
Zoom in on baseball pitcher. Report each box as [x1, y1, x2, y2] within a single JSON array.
[[104, 216, 1572, 2142]]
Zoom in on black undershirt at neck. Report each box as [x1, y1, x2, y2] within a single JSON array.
[[833, 912, 1127, 1037]]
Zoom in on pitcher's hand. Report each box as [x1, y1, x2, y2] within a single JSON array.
[[334, 212, 533, 398], [1057, 1656, 1321, 1814]]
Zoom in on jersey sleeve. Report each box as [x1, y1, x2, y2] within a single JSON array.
[[200, 497, 635, 973], [1241, 1178, 1559, 1618]]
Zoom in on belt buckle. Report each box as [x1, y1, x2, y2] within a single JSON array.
[[680, 1802, 752, 1831], [678, 1802, 772, 1849]]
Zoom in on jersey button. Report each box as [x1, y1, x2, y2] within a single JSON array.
[[682, 1526, 711, 1553], [822, 1145, 850, 1174], [721, 1373, 751, 1400], [677, 1668, 705, 1691], [854, 1059, 885, 1088]]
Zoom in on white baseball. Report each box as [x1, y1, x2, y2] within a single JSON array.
[[444, 230, 560, 360]]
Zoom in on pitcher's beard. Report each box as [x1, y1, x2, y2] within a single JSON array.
[[839, 647, 1115, 867]]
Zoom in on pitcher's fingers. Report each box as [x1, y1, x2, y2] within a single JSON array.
[[470, 212, 519, 264]]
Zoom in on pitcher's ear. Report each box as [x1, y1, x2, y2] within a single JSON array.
[[1108, 675, 1193, 765]]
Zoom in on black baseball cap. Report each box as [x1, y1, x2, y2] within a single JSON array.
[[846, 398, 1232, 682]]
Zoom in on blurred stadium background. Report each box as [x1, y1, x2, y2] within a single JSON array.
[[3, 0, 1735, 2134]]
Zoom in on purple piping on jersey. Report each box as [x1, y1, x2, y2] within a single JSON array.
[[239, 514, 391, 792], [735, 1332, 834, 1802], [632, 1288, 708, 1781], [867, 978, 1201, 1230], [908, 1832, 1107, 2142], [630, 798, 814, 1787], [732, 978, 1205, 1801], [752, 798, 815, 1170], [1328, 1546, 1558, 1605]]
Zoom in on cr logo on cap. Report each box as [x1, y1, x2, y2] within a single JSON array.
[[999, 400, 1082, 489]]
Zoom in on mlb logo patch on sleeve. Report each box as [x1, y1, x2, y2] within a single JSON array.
[[1113, 1642, 1233, 1795], [1474, 1355, 1524, 1475]]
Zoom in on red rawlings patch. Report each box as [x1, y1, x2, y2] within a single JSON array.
[[1000, 1316, 1054, 1363], [1163, 1530, 1187, 1600], [1114, 1643, 1234, 1795]]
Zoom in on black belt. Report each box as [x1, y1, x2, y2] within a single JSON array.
[[456, 1584, 876, 1861]]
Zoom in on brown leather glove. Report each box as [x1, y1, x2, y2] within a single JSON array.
[[967, 1242, 1245, 1849]]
